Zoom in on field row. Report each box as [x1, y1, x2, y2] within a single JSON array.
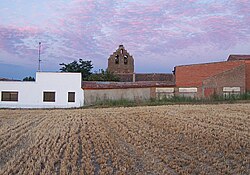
[[0, 104, 249, 174]]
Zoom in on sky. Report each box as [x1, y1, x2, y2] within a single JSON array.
[[0, 0, 250, 79]]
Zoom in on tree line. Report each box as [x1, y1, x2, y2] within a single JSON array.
[[23, 59, 119, 81]]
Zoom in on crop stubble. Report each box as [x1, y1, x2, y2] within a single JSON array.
[[0, 104, 249, 174]]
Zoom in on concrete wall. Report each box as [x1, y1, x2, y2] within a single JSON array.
[[85, 87, 202, 105], [0, 72, 84, 108], [84, 88, 152, 105]]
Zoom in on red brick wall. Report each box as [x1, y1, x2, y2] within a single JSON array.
[[175, 61, 245, 87]]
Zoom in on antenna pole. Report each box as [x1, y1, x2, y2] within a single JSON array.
[[38, 42, 41, 72]]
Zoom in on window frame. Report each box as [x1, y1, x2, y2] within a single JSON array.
[[1, 91, 18, 102], [43, 91, 56, 102], [68, 92, 75, 103]]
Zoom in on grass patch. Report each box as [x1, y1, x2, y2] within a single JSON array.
[[84, 92, 250, 108]]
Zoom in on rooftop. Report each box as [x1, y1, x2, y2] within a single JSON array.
[[82, 81, 175, 89], [0, 77, 20, 81], [227, 55, 250, 61]]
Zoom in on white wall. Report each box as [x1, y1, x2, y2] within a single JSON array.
[[0, 72, 84, 108]]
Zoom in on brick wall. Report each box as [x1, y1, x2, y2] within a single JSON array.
[[245, 60, 250, 91], [175, 61, 245, 87], [202, 64, 246, 97]]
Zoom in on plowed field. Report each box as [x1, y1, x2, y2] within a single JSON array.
[[0, 104, 249, 174]]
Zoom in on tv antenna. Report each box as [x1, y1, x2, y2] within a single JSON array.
[[38, 42, 42, 72]]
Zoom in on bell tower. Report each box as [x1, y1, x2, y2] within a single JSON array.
[[107, 45, 134, 74]]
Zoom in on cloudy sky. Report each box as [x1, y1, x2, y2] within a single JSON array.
[[0, 0, 249, 79]]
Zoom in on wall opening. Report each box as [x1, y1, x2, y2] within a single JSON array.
[[68, 92, 75, 102], [115, 55, 119, 64], [1, 91, 18, 102], [124, 55, 128, 64], [43, 92, 55, 102]]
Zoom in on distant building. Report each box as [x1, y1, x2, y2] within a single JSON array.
[[174, 55, 250, 98], [107, 45, 175, 83], [0, 77, 19, 81], [227, 55, 250, 61], [0, 72, 84, 108], [108, 45, 134, 74]]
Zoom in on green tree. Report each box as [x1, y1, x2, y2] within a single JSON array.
[[88, 69, 120, 81], [23, 76, 35, 81], [60, 59, 93, 80]]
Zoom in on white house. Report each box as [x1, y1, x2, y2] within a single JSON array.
[[0, 72, 84, 108]]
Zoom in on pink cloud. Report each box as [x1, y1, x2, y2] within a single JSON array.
[[0, 0, 249, 74]]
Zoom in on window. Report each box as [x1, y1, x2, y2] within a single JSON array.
[[68, 92, 75, 102], [124, 55, 128, 64], [115, 55, 119, 64], [1, 91, 18, 101], [120, 49, 123, 54], [43, 92, 55, 102]]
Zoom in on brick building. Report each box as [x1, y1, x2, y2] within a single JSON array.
[[174, 55, 250, 98], [227, 55, 250, 91], [107, 45, 174, 83]]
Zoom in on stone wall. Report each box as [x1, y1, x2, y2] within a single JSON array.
[[108, 45, 134, 74]]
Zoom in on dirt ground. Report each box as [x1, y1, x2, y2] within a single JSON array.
[[0, 104, 249, 175]]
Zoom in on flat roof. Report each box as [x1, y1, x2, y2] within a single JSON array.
[[82, 81, 175, 90]]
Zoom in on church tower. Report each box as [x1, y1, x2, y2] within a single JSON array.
[[108, 45, 134, 74]]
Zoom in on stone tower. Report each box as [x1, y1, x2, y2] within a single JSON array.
[[108, 45, 134, 74]]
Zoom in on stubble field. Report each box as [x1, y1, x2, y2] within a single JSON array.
[[0, 104, 249, 175]]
